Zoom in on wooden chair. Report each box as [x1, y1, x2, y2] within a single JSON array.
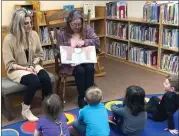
[[44, 10, 74, 103], [44, 9, 104, 103]]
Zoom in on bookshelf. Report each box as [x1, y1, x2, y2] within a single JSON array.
[[35, 6, 105, 67], [105, 2, 178, 76]]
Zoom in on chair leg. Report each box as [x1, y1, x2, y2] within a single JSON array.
[[56, 77, 61, 94], [62, 77, 66, 104], [3, 96, 13, 121]]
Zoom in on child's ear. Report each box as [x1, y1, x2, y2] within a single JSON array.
[[101, 96, 104, 100], [84, 97, 86, 102], [171, 87, 175, 92]]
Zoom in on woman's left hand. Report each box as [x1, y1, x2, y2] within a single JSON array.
[[76, 40, 85, 48]]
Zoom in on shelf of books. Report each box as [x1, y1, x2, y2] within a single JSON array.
[[105, 1, 178, 75]]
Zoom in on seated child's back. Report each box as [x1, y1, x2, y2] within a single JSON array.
[[73, 87, 110, 136], [34, 94, 70, 136], [111, 85, 147, 136], [80, 103, 109, 135]]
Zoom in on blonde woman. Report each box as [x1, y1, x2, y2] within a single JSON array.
[[3, 8, 52, 122]]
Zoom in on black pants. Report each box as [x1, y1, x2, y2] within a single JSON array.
[[146, 96, 165, 121], [20, 69, 52, 105], [73, 63, 94, 98]]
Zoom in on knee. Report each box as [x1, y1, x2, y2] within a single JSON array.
[[85, 64, 94, 72], [72, 120, 78, 129], [74, 65, 85, 75], [38, 70, 51, 82], [27, 74, 41, 90]]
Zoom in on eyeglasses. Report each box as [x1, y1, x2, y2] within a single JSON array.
[[70, 23, 82, 28], [24, 21, 32, 25]]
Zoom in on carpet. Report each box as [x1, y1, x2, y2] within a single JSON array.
[[2, 94, 178, 136]]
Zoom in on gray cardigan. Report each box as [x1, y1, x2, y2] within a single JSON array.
[[111, 105, 147, 136]]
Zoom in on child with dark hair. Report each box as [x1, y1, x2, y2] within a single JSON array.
[[71, 87, 110, 136], [34, 94, 70, 136], [146, 75, 179, 135], [110, 85, 147, 136]]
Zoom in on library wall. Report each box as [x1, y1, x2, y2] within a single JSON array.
[[2, 1, 106, 26], [2, 1, 154, 26]]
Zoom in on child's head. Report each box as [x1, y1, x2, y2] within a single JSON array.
[[164, 75, 179, 93], [125, 85, 145, 116], [43, 94, 63, 121], [85, 87, 103, 105]]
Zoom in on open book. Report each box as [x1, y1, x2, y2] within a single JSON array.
[[60, 46, 97, 64]]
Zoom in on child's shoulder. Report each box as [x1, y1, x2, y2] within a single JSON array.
[[164, 91, 176, 97], [37, 116, 50, 124]]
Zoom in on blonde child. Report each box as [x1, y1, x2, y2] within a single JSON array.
[[71, 87, 110, 136]]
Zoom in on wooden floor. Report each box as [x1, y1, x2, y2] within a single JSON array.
[[2, 57, 166, 126]]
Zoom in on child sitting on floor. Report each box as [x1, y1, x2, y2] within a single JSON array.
[[34, 94, 70, 136], [146, 75, 179, 135], [110, 85, 147, 136], [71, 86, 110, 136]]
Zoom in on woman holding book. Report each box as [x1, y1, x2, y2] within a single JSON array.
[[3, 8, 52, 122], [56, 10, 100, 108]]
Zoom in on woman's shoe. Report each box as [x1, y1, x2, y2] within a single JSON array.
[[78, 96, 86, 109], [21, 103, 39, 122]]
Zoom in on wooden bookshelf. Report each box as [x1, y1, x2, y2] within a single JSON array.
[[130, 40, 159, 48], [162, 23, 179, 27], [105, 3, 178, 76], [161, 47, 178, 53], [106, 35, 128, 42]]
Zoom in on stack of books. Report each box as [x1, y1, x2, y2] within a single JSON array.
[[107, 42, 128, 59], [106, 1, 127, 19], [163, 2, 178, 24], [129, 46, 158, 66], [43, 47, 54, 62], [163, 28, 179, 50], [130, 24, 159, 45], [143, 3, 161, 23], [106, 21, 128, 39], [160, 53, 178, 74]]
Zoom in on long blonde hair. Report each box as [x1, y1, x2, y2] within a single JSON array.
[[9, 8, 32, 47]]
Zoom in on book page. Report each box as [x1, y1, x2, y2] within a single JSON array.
[[60, 46, 97, 64]]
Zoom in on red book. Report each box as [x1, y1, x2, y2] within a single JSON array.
[[119, 5, 125, 18]]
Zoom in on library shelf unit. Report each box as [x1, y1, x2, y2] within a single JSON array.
[[105, 9, 178, 76]]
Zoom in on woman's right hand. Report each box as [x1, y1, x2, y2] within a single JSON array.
[[26, 67, 37, 74]]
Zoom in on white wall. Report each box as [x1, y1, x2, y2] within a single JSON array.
[[2, 1, 106, 26]]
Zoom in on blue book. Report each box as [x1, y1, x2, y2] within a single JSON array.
[[63, 5, 74, 12]]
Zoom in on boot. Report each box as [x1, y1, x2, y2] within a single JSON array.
[[78, 96, 87, 109], [21, 103, 39, 122]]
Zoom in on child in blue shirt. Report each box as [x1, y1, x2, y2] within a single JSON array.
[[71, 87, 110, 136]]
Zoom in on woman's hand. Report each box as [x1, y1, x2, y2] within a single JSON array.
[[76, 40, 85, 48], [26, 67, 37, 74], [71, 63, 80, 67], [164, 128, 178, 135]]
